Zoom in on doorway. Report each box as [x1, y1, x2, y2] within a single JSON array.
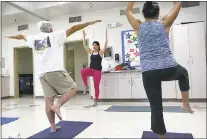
[[67, 50, 75, 80], [14, 47, 34, 98], [63, 40, 89, 94]]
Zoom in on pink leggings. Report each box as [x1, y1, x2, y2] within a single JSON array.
[[80, 68, 102, 100]]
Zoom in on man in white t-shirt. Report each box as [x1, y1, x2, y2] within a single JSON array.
[[5, 20, 101, 132]]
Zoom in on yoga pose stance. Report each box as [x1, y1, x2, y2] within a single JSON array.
[[80, 28, 108, 107], [5, 20, 101, 132], [126, 1, 193, 139]]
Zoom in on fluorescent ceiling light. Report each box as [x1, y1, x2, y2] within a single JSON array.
[[58, 2, 66, 4]]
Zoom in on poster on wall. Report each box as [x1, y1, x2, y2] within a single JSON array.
[[121, 30, 140, 67]]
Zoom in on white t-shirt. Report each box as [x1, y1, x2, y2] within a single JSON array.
[[27, 30, 67, 78]]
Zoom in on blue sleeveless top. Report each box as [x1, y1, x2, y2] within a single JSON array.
[[138, 21, 177, 72]]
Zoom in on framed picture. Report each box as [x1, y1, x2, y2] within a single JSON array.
[[121, 30, 140, 67], [104, 47, 112, 59]]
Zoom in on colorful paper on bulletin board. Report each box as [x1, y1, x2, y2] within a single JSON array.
[[121, 30, 140, 67]]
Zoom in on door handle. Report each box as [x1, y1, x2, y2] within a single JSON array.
[[187, 59, 190, 65], [131, 79, 134, 85]]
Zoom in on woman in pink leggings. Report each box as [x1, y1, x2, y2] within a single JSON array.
[[80, 29, 108, 106]]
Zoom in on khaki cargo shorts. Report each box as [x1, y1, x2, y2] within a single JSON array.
[[40, 70, 77, 98]]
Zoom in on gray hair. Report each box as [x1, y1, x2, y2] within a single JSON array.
[[38, 21, 52, 33]]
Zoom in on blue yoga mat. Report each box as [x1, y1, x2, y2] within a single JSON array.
[[142, 131, 194, 139], [105, 106, 188, 113], [29, 121, 92, 138], [1, 117, 19, 125]]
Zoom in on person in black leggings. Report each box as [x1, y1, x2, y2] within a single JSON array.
[[126, 1, 194, 139]]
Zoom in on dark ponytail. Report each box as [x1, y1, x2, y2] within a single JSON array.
[[142, 1, 160, 19]]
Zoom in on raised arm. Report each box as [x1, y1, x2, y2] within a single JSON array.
[[126, 2, 141, 34], [82, 30, 92, 54], [5, 34, 27, 41], [162, 2, 182, 31], [66, 20, 102, 37], [99, 28, 108, 56]]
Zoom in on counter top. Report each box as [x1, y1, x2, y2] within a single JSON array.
[[102, 70, 141, 73]]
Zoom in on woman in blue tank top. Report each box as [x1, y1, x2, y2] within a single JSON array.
[[126, 2, 194, 138]]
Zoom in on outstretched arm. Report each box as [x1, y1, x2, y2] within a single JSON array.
[[5, 34, 27, 41], [162, 2, 182, 31], [99, 28, 108, 56], [126, 2, 141, 35], [66, 20, 102, 37], [82, 30, 92, 54]]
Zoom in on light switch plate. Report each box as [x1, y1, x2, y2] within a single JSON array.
[[0, 57, 5, 68]]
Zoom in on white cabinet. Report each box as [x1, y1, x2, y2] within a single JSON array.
[[162, 82, 176, 98], [90, 72, 177, 100], [173, 22, 206, 99], [173, 24, 192, 99], [118, 78, 132, 98], [99, 79, 105, 98], [188, 22, 206, 99], [104, 78, 118, 98], [131, 77, 176, 99], [131, 77, 147, 99], [1, 75, 10, 98]]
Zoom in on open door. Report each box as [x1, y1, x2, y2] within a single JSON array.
[[67, 50, 75, 80], [63, 40, 89, 94], [13, 47, 34, 98], [63, 43, 75, 81]]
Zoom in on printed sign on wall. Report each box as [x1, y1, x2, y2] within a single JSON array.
[[121, 30, 140, 67]]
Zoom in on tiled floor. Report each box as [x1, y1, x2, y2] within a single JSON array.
[[1, 95, 206, 138]]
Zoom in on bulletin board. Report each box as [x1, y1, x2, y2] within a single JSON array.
[[121, 30, 140, 67]]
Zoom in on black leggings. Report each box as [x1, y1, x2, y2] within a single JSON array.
[[142, 64, 190, 134]]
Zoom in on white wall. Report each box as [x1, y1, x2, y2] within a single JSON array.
[[0, 3, 2, 118], [2, 2, 206, 97], [68, 41, 88, 91]]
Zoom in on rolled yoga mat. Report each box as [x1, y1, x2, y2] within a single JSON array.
[[29, 121, 92, 139], [105, 106, 188, 113]]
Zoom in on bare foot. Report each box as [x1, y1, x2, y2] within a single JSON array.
[[181, 104, 194, 114], [50, 123, 56, 133], [51, 105, 62, 120], [50, 125, 61, 133]]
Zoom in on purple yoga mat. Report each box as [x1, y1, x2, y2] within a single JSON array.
[[142, 131, 194, 139], [29, 121, 92, 138], [1, 117, 19, 125]]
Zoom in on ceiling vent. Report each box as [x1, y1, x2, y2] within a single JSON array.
[[69, 16, 82, 23], [18, 24, 28, 31], [182, 2, 200, 8], [120, 7, 140, 16]]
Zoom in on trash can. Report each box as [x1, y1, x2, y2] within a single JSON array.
[[19, 74, 33, 96]]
